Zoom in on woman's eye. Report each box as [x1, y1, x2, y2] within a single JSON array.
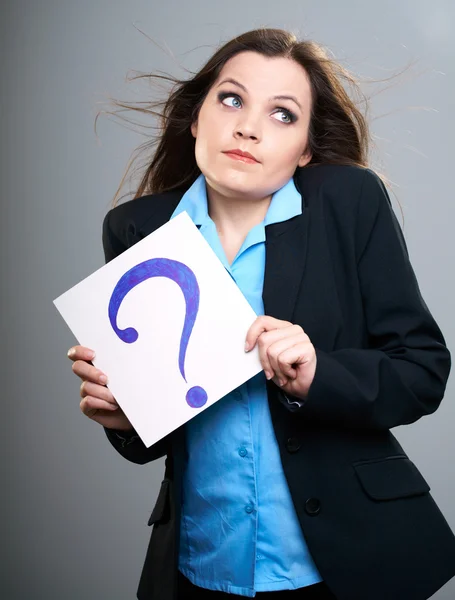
[[219, 93, 242, 109], [272, 109, 296, 124], [218, 93, 296, 124]]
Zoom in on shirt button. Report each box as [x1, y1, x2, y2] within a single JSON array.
[[238, 447, 247, 457], [245, 504, 254, 514]]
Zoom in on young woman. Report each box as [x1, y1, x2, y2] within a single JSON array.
[[67, 28, 455, 600]]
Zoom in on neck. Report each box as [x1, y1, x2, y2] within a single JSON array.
[[205, 182, 272, 235]]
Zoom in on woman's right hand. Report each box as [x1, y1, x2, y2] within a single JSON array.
[[68, 345, 134, 432]]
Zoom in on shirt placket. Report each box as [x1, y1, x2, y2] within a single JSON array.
[[230, 251, 260, 590]]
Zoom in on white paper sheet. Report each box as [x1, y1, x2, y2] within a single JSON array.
[[54, 211, 263, 447]]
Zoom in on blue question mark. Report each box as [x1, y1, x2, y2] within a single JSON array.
[[108, 258, 208, 408]]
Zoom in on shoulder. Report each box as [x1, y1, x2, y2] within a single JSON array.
[[295, 164, 393, 234], [103, 188, 185, 250], [295, 163, 384, 210], [295, 164, 398, 259]]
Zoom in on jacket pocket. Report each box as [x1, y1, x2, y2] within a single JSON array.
[[353, 455, 430, 501], [148, 479, 170, 526]]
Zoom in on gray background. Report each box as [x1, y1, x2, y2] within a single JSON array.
[[2, 1, 454, 598]]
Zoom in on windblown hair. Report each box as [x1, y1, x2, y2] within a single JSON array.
[[97, 28, 372, 206]]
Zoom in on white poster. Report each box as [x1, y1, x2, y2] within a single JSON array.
[[54, 211, 263, 447]]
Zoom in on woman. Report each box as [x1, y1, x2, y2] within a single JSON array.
[[67, 29, 455, 600]]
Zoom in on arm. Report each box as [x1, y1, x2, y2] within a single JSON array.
[[103, 426, 169, 465], [291, 169, 451, 429], [101, 208, 173, 463]]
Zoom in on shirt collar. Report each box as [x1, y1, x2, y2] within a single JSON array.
[[170, 174, 209, 226], [170, 173, 303, 227]]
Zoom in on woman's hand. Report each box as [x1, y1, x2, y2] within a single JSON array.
[[67, 345, 134, 431], [245, 316, 317, 399]]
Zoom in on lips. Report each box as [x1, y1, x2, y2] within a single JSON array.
[[223, 149, 259, 164]]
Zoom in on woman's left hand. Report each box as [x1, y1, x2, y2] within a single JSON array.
[[245, 315, 317, 400]]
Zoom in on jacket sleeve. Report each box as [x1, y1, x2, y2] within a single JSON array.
[[292, 169, 451, 430], [100, 208, 171, 464]]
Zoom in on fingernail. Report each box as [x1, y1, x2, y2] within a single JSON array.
[[265, 371, 272, 380], [67, 348, 75, 358], [99, 374, 107, 384], [88, 350, 95, 359], [244, 342, 250, 352]]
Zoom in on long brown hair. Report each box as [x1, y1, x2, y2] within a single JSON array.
[[97, 28, 371, 206]]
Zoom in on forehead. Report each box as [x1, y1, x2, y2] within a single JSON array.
[[215, 51, 311, 99]]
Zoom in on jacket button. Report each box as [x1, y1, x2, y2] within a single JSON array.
[[304, 498, 321, 516], [286, 437, 301, 453]]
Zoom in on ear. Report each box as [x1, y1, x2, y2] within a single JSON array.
[[191, 120, 198, 138], [298, 146, 312, 168]]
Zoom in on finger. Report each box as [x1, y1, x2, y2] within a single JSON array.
[[267, 334, 308, 383], [277, 341, 314, 368], [80, 380, 117, 405], [68, 345, 95, 362], [80, 396, 118, 416], [245, 315, 292, 351], [275, 341, 314, 386], [271, 373, 286, 389], [257, 326, 304, 380], [72, 360, 108, 385]]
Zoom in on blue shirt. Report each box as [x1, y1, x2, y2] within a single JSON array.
[[171, 174, 322, 597]]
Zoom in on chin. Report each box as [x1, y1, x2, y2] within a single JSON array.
[[205, 168, 262, 198]]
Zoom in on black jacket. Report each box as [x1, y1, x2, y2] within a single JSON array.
[[101, 164, 455, 600]]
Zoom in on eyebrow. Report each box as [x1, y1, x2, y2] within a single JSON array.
[[216, 78, 302, 111]]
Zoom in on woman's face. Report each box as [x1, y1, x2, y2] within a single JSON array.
[[191, 51, 313, 201]]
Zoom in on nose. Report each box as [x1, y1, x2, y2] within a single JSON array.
[[234, 128, 258, 141], [234, 113, 261, 141]]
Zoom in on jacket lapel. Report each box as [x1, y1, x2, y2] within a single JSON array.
[[263, 203, 309, 323], [136, 189, 185, 241], [264, 173, 345, 352], [263, 174, 342, 351]]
